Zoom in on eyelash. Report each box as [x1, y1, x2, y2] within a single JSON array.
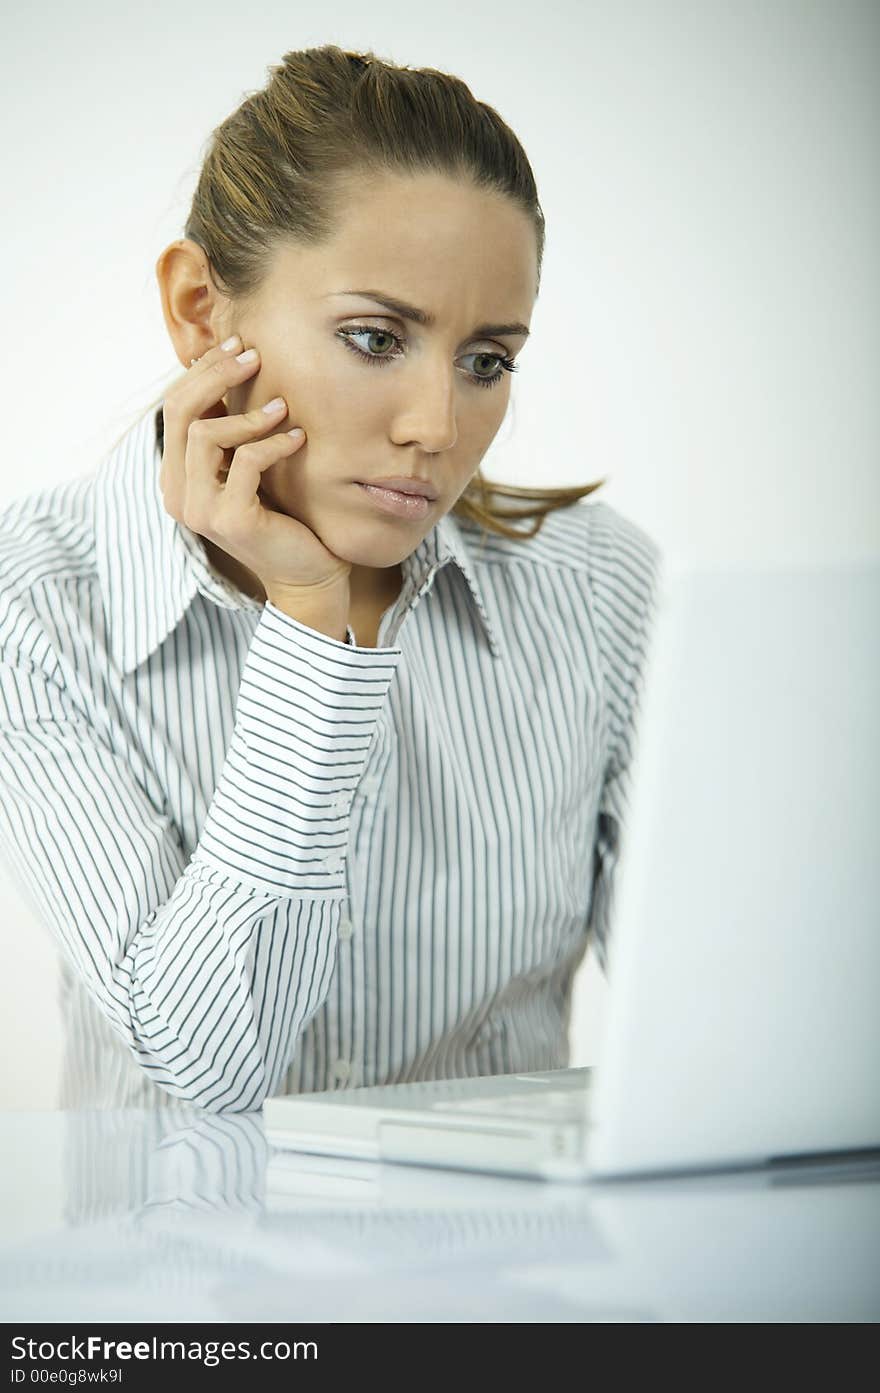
[[336, 324, 519, 390]]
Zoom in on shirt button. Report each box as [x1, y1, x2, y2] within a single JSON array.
[[476, 1017, 499, 1045], [338, 918, 353, 942], [361, 777, 379, 797], [332, 1059, 351, 1082]]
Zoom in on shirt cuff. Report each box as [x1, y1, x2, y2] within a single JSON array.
[[191, 602, 403, 895]]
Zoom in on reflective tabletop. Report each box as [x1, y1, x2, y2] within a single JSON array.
[[2, 1107, 878, 1322]]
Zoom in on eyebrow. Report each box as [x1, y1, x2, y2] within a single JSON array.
[[327, 289, 530, 340]]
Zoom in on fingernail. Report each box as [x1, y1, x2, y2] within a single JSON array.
[[236, 348, 258, 363], [262, 397, 285, 414], [221, 334, 240, 351]]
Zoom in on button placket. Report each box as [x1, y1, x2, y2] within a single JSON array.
[[320, 853, 346, 871], [475, 1014, 503, 1046]]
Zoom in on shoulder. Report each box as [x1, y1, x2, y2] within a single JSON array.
[[463, 496, 663, 721], [458, 493, 662, 612], [0, 475, 96, 593], [575, 499, 663, 644], [0, 475, 97, 667]]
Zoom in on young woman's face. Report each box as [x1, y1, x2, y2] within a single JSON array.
[[210, 171, 537, 572]]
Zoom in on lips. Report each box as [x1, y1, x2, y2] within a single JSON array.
[[356, 483, 433, 519], [357, 477, 439, 501]]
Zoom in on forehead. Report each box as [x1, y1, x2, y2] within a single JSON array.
[[265, 172, 538, 313]]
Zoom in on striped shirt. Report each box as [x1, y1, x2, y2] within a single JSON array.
[[0, 404, 662, 1113]]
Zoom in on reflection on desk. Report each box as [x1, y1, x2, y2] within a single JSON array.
[[0, 1108, 878, 1323]]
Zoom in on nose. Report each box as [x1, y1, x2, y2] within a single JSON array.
[[389, 360, 459, 454]]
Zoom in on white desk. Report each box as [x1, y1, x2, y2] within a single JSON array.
[[1, 1107, 878, 1322]]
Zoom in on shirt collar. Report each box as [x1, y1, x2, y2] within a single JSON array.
[[94, 404, 504, 676]]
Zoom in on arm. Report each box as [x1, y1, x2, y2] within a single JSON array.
[[585, 518, 664, 974], [0, 598, 401, 1112]]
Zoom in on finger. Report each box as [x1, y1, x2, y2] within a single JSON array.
[[221, 426, 306, 519], [167, 341, 259, 442], [183, 402, 300, 533], [184, 373, 296, 454], [160, 393, 228, 510], [186, 335, 241, 374], [161, 337, 247, 513]]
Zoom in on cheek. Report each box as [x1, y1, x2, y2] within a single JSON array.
[[257, 456, 306, 510], [320, 370, 388, 426], [464, 403, 507, 456], [280, 376, 368, 444]]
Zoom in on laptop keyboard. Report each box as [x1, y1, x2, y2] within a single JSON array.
[[434, 1089, 589, 1121], [320, 1070, 590, 1114]]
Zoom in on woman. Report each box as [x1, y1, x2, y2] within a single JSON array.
[[0, 45, 661, 1112]]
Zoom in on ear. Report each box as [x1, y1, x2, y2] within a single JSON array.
[[155, 238, 229, 367]]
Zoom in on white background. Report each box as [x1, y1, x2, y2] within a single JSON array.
[[1, 0, 877, 1106]]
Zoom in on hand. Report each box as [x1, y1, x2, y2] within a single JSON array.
[[159, 336, 353, 600]]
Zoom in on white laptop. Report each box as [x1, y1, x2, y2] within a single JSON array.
[[263, 560, 880, 1182]]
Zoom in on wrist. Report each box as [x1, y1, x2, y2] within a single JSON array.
[[265, 571, 350, 605], [264, 579, 350, 643]]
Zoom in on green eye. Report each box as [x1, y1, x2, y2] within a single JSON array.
[[337, 325, 518, 390]]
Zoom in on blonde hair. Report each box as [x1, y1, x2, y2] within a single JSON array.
[[139, 44, 606, 542]]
